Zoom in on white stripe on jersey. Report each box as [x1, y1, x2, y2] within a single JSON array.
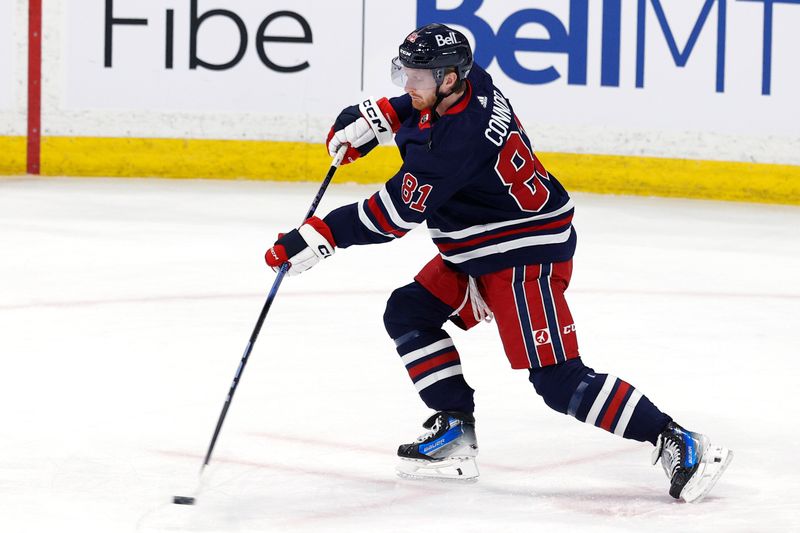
[[414, 365, 463, 392], [357, 200, 394, 238], [401, 338, 455, 366], [428, 199, 574, 240], [379, 187, 418, 231], [613, 389, 643, 437], [441, 228, 572, 264], [585, 375, 618, 427]]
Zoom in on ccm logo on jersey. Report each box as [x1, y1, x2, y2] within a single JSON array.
[[435, 31, 460, 47], [563, 324, 576, 334]]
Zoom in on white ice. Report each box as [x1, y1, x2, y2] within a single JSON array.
[[1, 177, 798, 532]]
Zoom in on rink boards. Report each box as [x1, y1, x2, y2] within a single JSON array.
[[1, 0, 799, 203], [13, 137, 800, 205]]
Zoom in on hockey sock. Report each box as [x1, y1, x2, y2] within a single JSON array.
[[529, 359, 671, 445], [385, 281, 475, 413], [394, 329, 474, 413]]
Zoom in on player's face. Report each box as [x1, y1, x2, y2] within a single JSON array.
[[391, 58, 439, 109], [407, 71, 460, 110]]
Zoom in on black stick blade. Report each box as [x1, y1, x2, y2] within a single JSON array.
[[173, 495, 196, 505]]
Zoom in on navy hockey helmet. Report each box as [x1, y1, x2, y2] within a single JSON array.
[[392, 23, 473, 89]]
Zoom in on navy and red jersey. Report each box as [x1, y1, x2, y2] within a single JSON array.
[[324, 64, 575, 277]]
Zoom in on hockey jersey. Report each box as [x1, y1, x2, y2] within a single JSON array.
[[323, 64, 576, 277]]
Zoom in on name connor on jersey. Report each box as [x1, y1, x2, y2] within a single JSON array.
[[484, 90, 513, 147]]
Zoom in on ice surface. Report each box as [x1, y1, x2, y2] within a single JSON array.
[[1, 177, 798, 532]]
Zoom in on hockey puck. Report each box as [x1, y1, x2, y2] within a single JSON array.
[[172, 496, 196, 505]]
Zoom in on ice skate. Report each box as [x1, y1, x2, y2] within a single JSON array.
[[653, 422, 733, 503], [396, 411, 479, 482]]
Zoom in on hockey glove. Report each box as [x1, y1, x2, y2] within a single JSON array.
[[326, 97, 399, 164], [265, 217, 336, 276]]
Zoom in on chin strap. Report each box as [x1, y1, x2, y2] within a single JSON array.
[[431, 86, 455, 123], [427, 83, 461, 149]]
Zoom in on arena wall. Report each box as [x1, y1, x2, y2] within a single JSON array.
[[1, 0, 799, 204]]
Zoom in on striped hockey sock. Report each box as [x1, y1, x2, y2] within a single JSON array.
[[394, 329, 475, 414], [567, 372, 670, 443], [529, 359, 671, 444]]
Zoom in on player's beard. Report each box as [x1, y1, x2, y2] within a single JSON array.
[[409, 89, 438, 111]]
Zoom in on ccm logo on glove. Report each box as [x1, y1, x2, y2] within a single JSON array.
[[326, 97, 400, 165], [362, 98, 389, 134], [265, 217, 336, 276]]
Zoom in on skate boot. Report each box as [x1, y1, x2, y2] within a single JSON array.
[[396, 411, 479, 482], [652, 422, 733, 503]]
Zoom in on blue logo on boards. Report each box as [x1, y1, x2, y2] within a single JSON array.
[[417, 0, 800, 95]]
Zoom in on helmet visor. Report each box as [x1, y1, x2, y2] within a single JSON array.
[[391, 57, 437, 91]]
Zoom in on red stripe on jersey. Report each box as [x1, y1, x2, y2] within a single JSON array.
[[408, 351, 459, 379], [600, 381, 631, 431], [367, 195, 406, 237], [435, 215, 573, 253]]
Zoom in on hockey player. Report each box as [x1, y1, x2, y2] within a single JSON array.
[[265, 23, 732, 503]]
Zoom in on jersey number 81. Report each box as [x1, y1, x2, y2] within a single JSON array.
[[401, 173, 433, 213]]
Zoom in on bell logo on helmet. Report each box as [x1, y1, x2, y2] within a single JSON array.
[[397, 24, 473, 81], [435, 31, 459, 47]]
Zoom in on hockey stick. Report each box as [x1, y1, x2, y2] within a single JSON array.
[[173, 146, 347, 505]]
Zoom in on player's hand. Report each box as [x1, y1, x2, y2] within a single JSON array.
[[265, 217, 336, 276], [326, 97, 398, 165], [326, 108, 376, 164]]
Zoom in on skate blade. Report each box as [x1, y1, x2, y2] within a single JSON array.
[[680, 445, 733, 503], [395, 456, 479, 483]]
